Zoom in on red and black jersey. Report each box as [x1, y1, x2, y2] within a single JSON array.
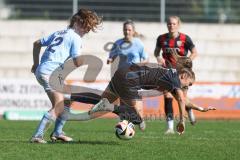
[[156, 32, 195, 68]]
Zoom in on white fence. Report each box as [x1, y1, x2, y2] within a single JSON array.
[[0, 20, 240, 82]]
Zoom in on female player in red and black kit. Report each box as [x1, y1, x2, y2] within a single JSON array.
[[154, 16, 198, 134]]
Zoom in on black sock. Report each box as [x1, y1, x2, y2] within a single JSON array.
[[164, 97, 173, 121], [70, 92, 101, 104], [113, 105, 142, 125]]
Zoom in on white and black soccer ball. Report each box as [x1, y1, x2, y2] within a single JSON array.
[[115, 120, 135, 140]]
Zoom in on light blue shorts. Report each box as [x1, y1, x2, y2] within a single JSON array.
[[35, 71, 52, 92], [35, 67, 66, 92]]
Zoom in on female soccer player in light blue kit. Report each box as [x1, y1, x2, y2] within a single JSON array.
[[107, 20, 149, 68], [30, 9, 102, 143]]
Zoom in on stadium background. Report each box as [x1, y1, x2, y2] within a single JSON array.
[[0, 0, 240, 120]]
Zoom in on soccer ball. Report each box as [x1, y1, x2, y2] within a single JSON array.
[[115, 120, 135, 140]]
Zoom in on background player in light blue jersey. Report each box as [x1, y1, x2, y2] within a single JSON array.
[[107, 20, 149, 68], [30, 9, 102, 143], [106, 20, 148, 130]]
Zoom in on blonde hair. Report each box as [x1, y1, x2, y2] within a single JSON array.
[[178, 67, 195, 81], [176, 57, 193, 70], [167, 16, 182, 26], [123, 19, 144, 38]]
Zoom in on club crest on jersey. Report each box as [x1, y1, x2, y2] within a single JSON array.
[[177, 41, 182, 47]]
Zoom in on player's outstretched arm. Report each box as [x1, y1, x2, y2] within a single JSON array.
[[185, 98, 216, 112], [172, 89, 186, 135]]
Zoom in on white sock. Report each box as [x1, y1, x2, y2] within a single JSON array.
[[167, 120, 174, 130], [64, 94, 71, 100], [188, 109, 196, 122], [68, 112, 91, 121]]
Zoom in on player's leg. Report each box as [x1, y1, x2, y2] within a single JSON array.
[[50, 97, 73, 142], [62, 84, 118, 121], [31, 91, 65, 143], [183, 88, 196, 125], [69, 92, 102, 104], [89, 84, 119, 114], [31, 72, 73, 143], [186, 107, 196, 125], [30, 74, 57, 143], [51, 92, 117, 141], [108, 72, 146, 130], [185, 98, 216, 125], [89, 67, 145, 128], [121, 99, 145, 131], [113, 104, 144, 127], [164, 92, 174, 134], [88, 82, 145, 129], [61, 92, 102, 121], [90, 98, 144, 126]]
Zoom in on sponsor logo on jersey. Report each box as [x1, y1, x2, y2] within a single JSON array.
[[177, 41, 182, 47], [164, 47, 180, 54]]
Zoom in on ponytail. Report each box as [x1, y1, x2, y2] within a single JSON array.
[[176, 57, 193, 70], [123, 19, 145, 39]]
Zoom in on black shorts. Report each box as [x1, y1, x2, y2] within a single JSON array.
[[109, 66, 142, 100]]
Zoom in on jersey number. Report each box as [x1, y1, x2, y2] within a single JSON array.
[[47, 37, 63, 53]]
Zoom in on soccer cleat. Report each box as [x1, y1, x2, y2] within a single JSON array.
[[139, 121, 146, 131], [164, 129, 175, 135], [186, 108, 196, 125], [30, 137, 47, 144], [89, 98, 112, 114], [50, 132, 73, 142]]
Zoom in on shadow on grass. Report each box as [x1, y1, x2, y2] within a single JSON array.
[[48, 140, 120, 145], [0, 139, 119, 145], [0, 140, 31, 144]]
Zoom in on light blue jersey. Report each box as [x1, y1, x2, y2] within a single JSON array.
[[37, 28, 82, 75], [109, 38, 148, 67]]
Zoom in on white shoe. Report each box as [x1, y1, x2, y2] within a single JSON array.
[[89, 98, 112, 114], [30, 137, 47, 144], [165, 129, 175, 135], [50, 132, 73, 142], [186, 108, 196, 125]]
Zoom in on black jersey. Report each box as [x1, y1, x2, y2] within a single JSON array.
[[109, 63, 181, 100]]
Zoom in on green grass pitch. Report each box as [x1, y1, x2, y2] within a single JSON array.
[[0, 119, 239, 160]]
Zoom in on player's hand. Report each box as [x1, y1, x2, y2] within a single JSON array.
[[170, 48, 181, 60], [176, 120, 185, 135], [31, 64, 38, 73], [202, 106, 217, 112], [156, 57, 166, 66], [208, 106, 216, 110]]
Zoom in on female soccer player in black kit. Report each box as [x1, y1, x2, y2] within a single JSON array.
[[88, 63, 195, 134], [68, 59, 215, 134]]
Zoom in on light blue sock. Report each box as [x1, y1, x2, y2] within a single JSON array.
[[33, 112, 55, 138], [53, 106, 70, 136]]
